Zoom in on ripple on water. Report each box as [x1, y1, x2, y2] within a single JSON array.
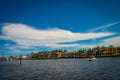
[[0, 58, 120, 80]]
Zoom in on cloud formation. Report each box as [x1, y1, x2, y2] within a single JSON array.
[[0, 23, 115, 48], [88, 21, 120, 32], [102, 36, 120, 46]]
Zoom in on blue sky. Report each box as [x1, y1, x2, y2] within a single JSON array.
[[0, 0, 120, 56]]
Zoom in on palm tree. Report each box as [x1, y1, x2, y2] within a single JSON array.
[[109, 45, 115, 56], [96, 46, 101, 56]]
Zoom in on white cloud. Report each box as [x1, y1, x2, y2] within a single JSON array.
[[4, 44, 10, 46], [9, 49, 21, 53], [79, 44, 97, 48], [72, 36, 120, 49], [88, 21, 120, 32], [4, 45, 22, 53], [0, 23, 115, 48], [45, 43, 80, 48], [101, 36, 120, 46]]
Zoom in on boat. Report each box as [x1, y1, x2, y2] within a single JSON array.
[[88, 55, 96, 61]]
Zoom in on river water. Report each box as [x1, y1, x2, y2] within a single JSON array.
[[0, 58, 120, 80]]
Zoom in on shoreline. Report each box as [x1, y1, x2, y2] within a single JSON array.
[[23, 56, 120, 60], [1, 56, 120, 61]]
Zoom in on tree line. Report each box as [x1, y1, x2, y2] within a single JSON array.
[[25, 45, 120, 59]]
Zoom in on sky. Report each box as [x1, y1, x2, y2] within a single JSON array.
[[0, 0, 120, 56]]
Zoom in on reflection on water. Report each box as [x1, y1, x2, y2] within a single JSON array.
[[0, 58, 120, 80]]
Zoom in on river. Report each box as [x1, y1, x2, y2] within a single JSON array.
[[0, 57, 120, 80]]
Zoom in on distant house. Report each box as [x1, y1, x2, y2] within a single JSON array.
[[0, 57, 6, 61], [56, 52, 62, 58], [50, 52, 62, 58], [22, 55, 27, 59], [62, 52, 78, 58], [8, 56, 16, 61]]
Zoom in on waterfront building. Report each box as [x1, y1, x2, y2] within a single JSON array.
[[0, 57, 6, 61]]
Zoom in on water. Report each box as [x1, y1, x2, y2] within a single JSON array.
[[0, 58, 120, 80]]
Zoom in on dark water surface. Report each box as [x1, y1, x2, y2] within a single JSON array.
[[0, 58, 120, 80]]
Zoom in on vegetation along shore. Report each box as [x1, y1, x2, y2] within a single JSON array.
[[1, 45, 120, 61]]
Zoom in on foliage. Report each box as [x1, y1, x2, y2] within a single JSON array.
[[22, 45, 120, 59]]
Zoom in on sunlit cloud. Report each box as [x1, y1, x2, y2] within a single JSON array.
[[0, 23, 115, 48]]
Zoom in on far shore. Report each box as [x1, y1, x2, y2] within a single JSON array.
[[21, 56, 120, 60], [1, 55, 120, 62]]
